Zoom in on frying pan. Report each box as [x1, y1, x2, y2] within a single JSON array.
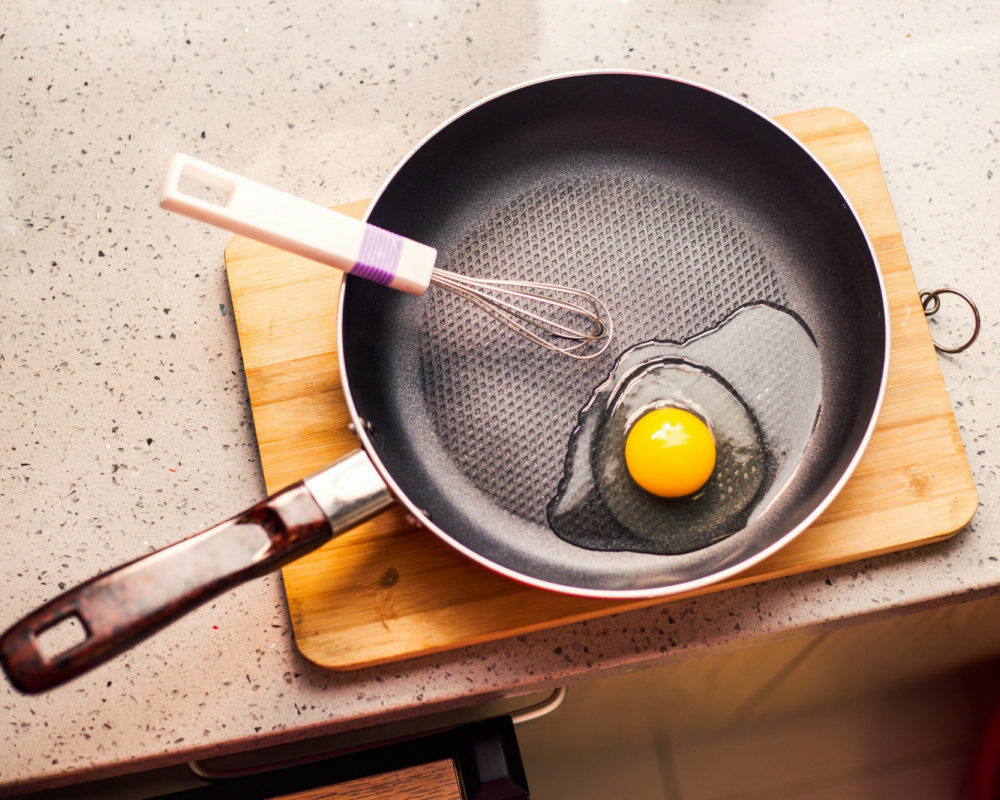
[[0, 71, 889, 693]]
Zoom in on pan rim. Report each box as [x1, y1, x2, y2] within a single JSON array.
[[336, 69, 891, 599]]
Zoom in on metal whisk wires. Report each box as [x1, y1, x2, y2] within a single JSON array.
[[430, 268, 613, 359]]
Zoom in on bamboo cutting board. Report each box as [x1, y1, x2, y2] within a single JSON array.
[[225, 107, 977, 671]]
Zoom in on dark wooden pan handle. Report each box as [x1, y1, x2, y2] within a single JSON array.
[[0, 481, 332, 694]]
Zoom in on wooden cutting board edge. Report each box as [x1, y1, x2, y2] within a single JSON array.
[[224, 106, 978, 671]]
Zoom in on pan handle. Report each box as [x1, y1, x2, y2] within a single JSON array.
[[0, 451, 393, 694]]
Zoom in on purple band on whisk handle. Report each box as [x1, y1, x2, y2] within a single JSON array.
[[353, 225, 404, 286]]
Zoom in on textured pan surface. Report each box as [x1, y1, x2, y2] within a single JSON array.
[[339, 73, 887, 595]]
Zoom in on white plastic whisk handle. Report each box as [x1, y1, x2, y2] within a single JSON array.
[[159, 154, 436, 295]]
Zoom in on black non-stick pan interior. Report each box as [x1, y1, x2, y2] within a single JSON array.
[[340, 73, 887, 595]]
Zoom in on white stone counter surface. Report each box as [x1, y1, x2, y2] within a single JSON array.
[[1, 0, 997, 793]]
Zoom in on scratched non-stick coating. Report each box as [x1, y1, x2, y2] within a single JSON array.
[[339, 74, 886, 594]]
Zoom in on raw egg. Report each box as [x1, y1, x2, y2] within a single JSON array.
[[624, 407, 716, 498], [547, 302, 822, 555]]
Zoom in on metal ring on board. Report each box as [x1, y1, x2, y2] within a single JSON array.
[[919, 288, 981, 354]]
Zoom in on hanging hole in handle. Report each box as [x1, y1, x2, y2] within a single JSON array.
[[919, 288, 981, 354], [36, 612, 89, 662], [177, 162, 235, 208]]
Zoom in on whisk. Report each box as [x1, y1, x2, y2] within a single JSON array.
[[160, 154, 613, 359]]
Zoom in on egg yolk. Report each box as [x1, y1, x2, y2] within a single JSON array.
[[624, 407, 716, 498]]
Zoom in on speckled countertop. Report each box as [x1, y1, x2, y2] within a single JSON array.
[[1, 0, 997, 793]]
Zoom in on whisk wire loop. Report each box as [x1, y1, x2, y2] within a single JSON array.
[[430, 268, 613, 360]]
